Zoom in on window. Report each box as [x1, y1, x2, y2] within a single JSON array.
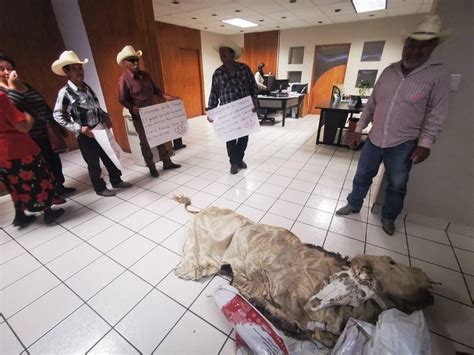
[[361, 41, 385, 62], [288, 46, 304, 64], [288, 71, 302, 83]]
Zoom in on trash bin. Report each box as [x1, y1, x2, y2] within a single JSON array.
[[123, 107, 161, 167]]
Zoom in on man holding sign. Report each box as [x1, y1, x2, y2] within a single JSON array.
[[207, 42, 258, 174], [117, 45, 181, 178]]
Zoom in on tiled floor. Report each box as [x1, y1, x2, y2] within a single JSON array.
[[1, 115, 473, 354]]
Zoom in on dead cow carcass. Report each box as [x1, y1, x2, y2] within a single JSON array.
[[173, 197, 433, 347]]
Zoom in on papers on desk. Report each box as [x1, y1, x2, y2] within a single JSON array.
[[207, 96, 260, 142], [139, 100, 189, 147], [92, 123, 123, 171]]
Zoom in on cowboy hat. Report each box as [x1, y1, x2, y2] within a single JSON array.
[[117, 45, 143, 66], [51, 51, 88, 76], [405, 15, 449, 43], [215, 41, 241, 59]]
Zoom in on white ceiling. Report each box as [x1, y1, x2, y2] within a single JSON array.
[[152, 0, 433, 35]]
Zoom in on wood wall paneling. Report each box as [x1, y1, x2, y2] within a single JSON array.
[[0, 0, 78, 149], [243, 31, 279, 77]]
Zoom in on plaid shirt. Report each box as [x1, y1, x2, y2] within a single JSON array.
[[207, 62, 258, 110], [53, 80, 110, 136]]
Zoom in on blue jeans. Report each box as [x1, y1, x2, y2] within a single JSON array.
[[347, 138, 417, 220]]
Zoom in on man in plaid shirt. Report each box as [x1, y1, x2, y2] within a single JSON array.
[[52, 51, 132, 197], [207, 42, 258, 174]]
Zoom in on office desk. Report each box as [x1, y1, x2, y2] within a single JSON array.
[[315, 101, 364, 147], [258, 94, 304, 127]]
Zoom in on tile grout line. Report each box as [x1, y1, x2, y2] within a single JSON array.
[[0, 313, 30, 354]]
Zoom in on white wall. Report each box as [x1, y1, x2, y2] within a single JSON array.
[[51, 0, 107, 110], [200, 31, 244, 106], [404, 0, 474, 226], [278, 15, 423, 94]]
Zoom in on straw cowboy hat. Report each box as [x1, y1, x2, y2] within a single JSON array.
[[51, 51, 88, 76], [117, 45, 143, 66], [405, 15, 449, 43], [215, 41, 241, 59]]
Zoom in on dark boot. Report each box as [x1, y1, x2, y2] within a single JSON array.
[[13, 210, 36, 228], [149, 166, 159, 178]]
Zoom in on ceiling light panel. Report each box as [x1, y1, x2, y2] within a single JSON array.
[[221, 18, 259, 28], [352, 0, 386, 13]]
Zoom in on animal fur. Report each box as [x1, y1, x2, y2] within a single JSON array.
[[173, 196, 434, 347]]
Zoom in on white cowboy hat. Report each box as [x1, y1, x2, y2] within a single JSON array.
[[117, 45, 143, 66], [215, 41, 241, 59], [405, 15, 449, 43], [51, 51, 88, 76]]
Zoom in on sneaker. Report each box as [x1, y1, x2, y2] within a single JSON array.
[[335, 205, 360, 215], [163, 162, 181, 170], [382, 218, 395, 236], [238, 161, 247, 169], [96, 189, 116, 197], [13, 214, 36, 228], [149, 167, 159, 178], [230, 165, 239, 174], [44, 208, 65, 225], [112, 181, 133, 188], [58, 186, 77, 195]]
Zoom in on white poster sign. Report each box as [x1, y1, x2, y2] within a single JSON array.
[[207, 96, 260, 142], [92, 123, 123, 171], [139, 100, 189, 147]]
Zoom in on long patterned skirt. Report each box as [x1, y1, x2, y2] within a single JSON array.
[[0, 153, 60, 212]]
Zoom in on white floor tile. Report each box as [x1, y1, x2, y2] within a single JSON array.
[[153, 311, 227, 355], [221, 187, 253, 204], [88, 225, 135, 253], [156, 272, 211, 308], [259, 212, 294, 230], [290, 222, 326, 246], [89, 271, 152, 325], [128, 190, 162, 208], [47, 242, 101, 280], [145, 196, 179, 216], [366, 224, 408, 255], [190, 191, 218, 209], [313, 183, 342, 199], [0, 322, 24, 353], [29, 231, 83, 265], [211, 198, 240, 211], [235, 178, 263, 192], [466, 275, 474, 302], [306, 195, 338, 213], [296, 170, 321, 183], [164, 204, 194, 225], [235, 205, 266, 223], [103, 202, 141, 222], [161, 226, 189, 256], [364, 244, 410, 265], [219, 338, 236, 355], [448, 232, 474, 252], [204, 182, 231, 196], [280, 188, 311, 205], [424, 295, 474, 348], [88, 330, 139, 354], [119, 209, 160, 232], [190, 277, 232, 334], [430, 332, 474, 355], [0, 252, 42, 289], [27, 305, 109, 354], [329, 216, 367, 241], [448, 222, 474, 238], [297, 207, 333, 230], [130, 246, 181, 286], [254, 183, 286, 198], [170, 173, 195, 185], [86, 197, 124, 214], [116, 290, 185, 354], [243, 193, 276, 211], [411, 259, 471, 304], [66, 256, 125, 301], [408, 236, 460, 271], [150, 180, 181, 195], [406, 222, 450, 245], [323, 232, 364, 260], [268, 199, 303, 220], [108, 235, 156, 268], [139, 216, 182, 244], [0, 241, 25, 265], [8, 284, 82, 347], [70, 215, 115, 240], [454, 248, 474, 275], [266, 174, 293, 187], [184, 177, 212, 191]]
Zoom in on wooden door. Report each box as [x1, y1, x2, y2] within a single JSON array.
[[179, 48, 204, 118], [309, 44, 350, 114]]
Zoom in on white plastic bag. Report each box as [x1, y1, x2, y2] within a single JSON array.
[[363, 309, 431, 355], [332, 318, 375, 355]]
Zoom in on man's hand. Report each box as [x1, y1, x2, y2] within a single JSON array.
[[349, 132, 362, 150], [207, 116, 214, 123], [410, 146, 430, 164], [81, 126, 95, 138]]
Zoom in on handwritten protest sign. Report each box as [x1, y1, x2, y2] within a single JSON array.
[[139, 100, 189, 147], [93, 123, 123, 171], [207, 96, 260, 142]]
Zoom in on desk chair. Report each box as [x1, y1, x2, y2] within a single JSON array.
[[257, 90, 276, 124]]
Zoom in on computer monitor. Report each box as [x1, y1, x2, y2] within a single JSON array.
[[265, 75, 275, 91], [273, 79, 289, 91]]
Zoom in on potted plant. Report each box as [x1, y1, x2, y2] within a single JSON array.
[[357, 79, 371, 97]]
